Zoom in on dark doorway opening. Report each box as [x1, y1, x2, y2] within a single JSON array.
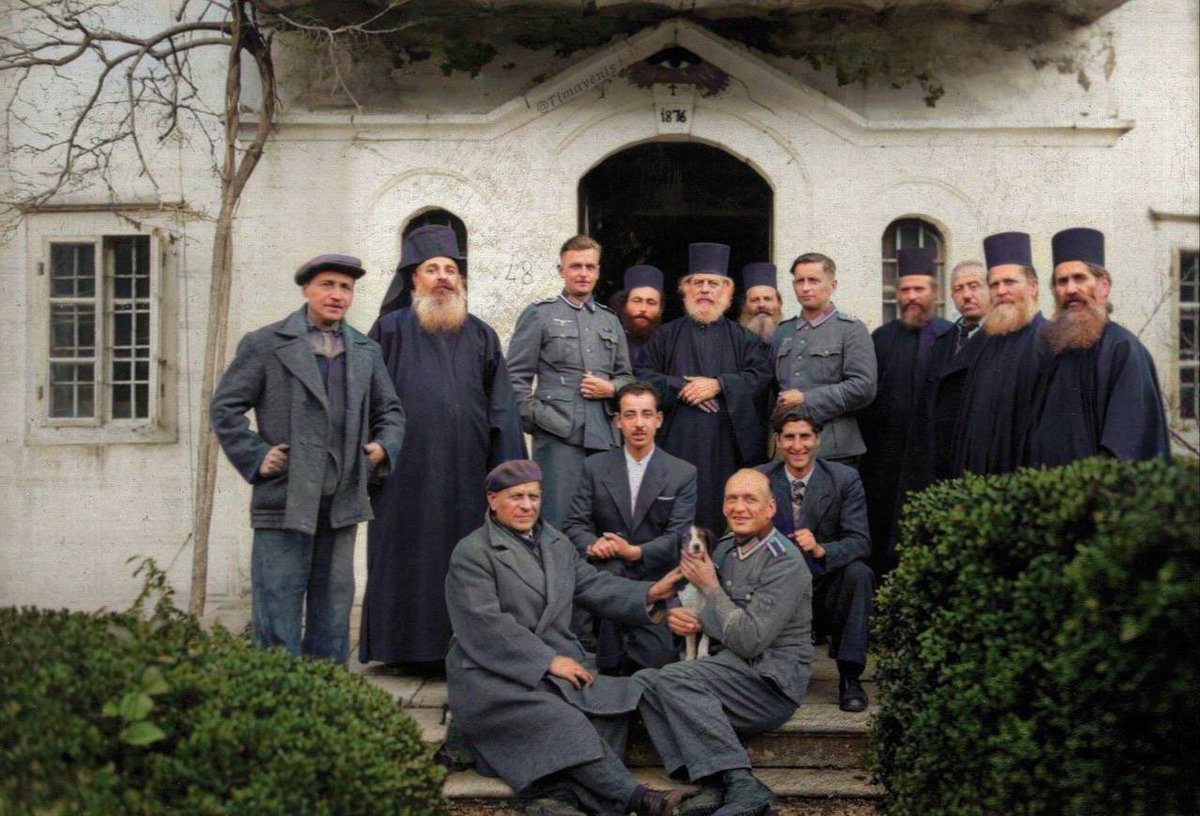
[[578, 142, 773, 322]]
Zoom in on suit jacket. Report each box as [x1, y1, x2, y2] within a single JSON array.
[[445, 514, 656, 792], [561, 446, 698, 579], [757, 458, 871, 576], [771, 311, 877, 459], [211, 306, 406, 533]]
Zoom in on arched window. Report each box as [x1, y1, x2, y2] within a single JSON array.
[[402, 208, 467, 255], [881, 218, 945, 323]]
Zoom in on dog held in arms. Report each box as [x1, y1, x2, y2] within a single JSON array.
[[676, 526, 714, 661]]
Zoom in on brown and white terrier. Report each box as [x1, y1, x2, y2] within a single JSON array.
[[677, 525, 714, 661]]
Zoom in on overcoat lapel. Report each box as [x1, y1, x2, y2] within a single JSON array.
[[535, 531, 573, 634], [274, 312, 330, 413], [630, 453, 665, 531], [489, 524, 546, 600]]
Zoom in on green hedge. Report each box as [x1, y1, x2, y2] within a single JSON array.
[[869, 458, 1200, 816], [0, 562, 446, 815]]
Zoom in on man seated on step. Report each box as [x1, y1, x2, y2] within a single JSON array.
[[634, 469, 813, 816], [444, 459, 692, 816], [757, 405, 874, 713]]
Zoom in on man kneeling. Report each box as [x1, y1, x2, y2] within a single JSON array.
[[446, 460, 689, 816], [635, 469, 813, 816]]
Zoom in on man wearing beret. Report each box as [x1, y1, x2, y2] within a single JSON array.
[[506, 235, 634, 528], [211, 253, 405, 664], [359, 225, 527, 669], [637, 243, 773, 533], [737, 262, 784, 343], [617, 264, 666, 368], [858, 247, 952, 571], [446, 460, 690, 816], [952, 232, 1046, 476], [1026, 228, 1170, 465]]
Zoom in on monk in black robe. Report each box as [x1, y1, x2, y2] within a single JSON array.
[[859, 248, 952, 571], [361, 226, 526, 666], [953, 232, 1045, 477], [618, 264, 665, 369], [1027, 228, 1169, 465], [636, 243, 771, 533]]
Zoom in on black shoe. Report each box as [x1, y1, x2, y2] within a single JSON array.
[[712, 769, 772, 816], [838, 675, 869, 713], [631, 784, 689, 816], [678, 781, 724, 816]]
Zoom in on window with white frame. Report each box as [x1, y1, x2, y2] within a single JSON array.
[[33, 233, 171, 442], [1179, 248, 1199, 423], [881, 218, 947, 323]]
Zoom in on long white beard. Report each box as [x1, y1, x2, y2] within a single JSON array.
[[685, 290, 733, 325], [413, 289, 468, 333]]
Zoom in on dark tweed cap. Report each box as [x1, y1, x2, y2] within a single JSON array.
[[1052, 227, 1105, 268], [485, 459, 542, 493], [294, 253, 367, 285]]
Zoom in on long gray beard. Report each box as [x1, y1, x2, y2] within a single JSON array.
[[685, 292, 732, 325], [1043, 303, 1107, 353], [741, 312, 780, 341], [983, 299, 1038, 336], [413, 290, 468, 333]]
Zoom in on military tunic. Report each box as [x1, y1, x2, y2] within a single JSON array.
[[634, 528, 812, 781], [507, 294, 633, 526]]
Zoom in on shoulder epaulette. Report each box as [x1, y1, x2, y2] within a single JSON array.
[[778, 316, 799, 327], [533, 296, 558, 306], [834, 311, 861, 323], [766, 536, 786, 557], [595, 301, 615, 314]]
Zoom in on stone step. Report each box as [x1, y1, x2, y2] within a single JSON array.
[[442, 768, 880, 810]]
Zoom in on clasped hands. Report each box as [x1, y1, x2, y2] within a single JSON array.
[[679, 376, 720, 413], [586, 532, 641, 562], [579, 371, 615, 400], [258, 441, 385, 478]]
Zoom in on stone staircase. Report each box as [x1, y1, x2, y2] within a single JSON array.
[[352, 646, 882, 815]]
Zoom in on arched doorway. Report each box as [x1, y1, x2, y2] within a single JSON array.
[[578, 142, 773, 321]]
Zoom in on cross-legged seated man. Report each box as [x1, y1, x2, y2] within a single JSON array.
[[445, 460, 690, 816], [634, 469, 813, 816]]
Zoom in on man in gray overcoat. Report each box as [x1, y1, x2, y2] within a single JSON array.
[[772, 252, 877, 466], [506, 235, 634, 527], [445, 460, 690, 816], [634, 469, 813, 816], [211, 253, 405, 664]]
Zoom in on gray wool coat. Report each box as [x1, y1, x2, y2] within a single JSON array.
[[445, 513, 658, 793], [210, 306, 406, 534]]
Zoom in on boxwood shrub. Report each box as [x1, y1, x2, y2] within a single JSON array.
[[0, 562, 446, 815], [869, 457, 1199, 816]]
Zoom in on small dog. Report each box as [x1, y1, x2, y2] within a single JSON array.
[[677, 525, 714, 661]]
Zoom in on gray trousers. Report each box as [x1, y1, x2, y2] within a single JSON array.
[[634, 659, 796, 781], [522, 715, 638, 815], [818, 559, 875, 668], [532, 431, 600, 529]]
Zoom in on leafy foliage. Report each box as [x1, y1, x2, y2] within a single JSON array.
[[0, 560, 446, 815], [869, 458, 1200, 815]]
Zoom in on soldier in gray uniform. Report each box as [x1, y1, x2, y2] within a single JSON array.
[[772, 252, 877, 466], [634, 469, 813, 816], [507, 235, 634, 527]]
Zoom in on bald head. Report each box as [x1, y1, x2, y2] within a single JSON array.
[[723, 469, 776, 539]]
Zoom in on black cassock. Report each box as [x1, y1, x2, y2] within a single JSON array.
[[361, 310, 527, 664], [636, 317, 771, 533], [901, 325, 988, 495], [1027, 321, 1169, 466], [952, 314, 1046, 477], [859, 317, 952, 569]]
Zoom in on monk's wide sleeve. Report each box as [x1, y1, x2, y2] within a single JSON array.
[[1098, 331, 1170, 461], [445, 540, 557, 689], [636, 323, 685, 410], [717, 327, 773, 463], [484, 330, 529, 466]]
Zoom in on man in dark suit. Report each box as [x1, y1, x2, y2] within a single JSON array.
[[757, 405, 874, 712], [211, 253, 406, 665], [562, 382, 698, 673]]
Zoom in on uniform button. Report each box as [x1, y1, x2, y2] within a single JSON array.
[[725, 580, 733, 587]]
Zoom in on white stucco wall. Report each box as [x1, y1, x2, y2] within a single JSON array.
[[1, 0, 1196, 612]]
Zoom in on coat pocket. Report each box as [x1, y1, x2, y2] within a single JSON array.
[[545, 323, 580, 365], [532, 388, 575, 438]]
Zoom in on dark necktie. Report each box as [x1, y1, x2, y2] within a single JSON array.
[[791, 479, 806, 529], [956, 321, 976, 354]]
